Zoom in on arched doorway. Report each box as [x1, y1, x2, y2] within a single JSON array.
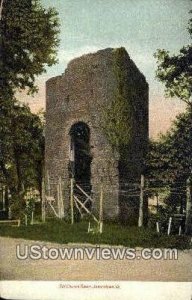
[[69, 122, 92, 200]]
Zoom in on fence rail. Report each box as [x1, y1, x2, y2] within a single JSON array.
[[42, 172, 191, 235]]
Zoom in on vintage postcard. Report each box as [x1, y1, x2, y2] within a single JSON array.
[[0, 0, 192, 299]]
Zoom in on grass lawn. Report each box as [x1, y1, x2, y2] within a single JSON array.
[[0, 218, 191, 249]]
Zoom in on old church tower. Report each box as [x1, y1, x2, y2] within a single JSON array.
[[45, 47, 148, 224]]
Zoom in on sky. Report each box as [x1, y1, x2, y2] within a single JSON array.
[[21, 0, 191, 139]]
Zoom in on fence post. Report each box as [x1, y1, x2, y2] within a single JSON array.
[[31, 211, 34, 225], [99, 182, 104, 233], [185, 177, 192, 235], [2, 186, 5, 211], [47, 171, 50, 196], [156, 221, 160, 234], [57, 183, 61, 219], [59, 176, 64, 218], [179, 225, 182, 236], [88, 222, 91, 233], [70, 178, 74, 224], [167, 217, 172, 236], [138, 174, 144, 227], [155, 192, 159, 214], [25, 214, 28, 226], [42, 177, 46, 222]]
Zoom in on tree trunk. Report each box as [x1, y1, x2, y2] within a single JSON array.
[[185, 177, 192, 235], [0, 158, 17, 196], [13, 148, 23, 193]]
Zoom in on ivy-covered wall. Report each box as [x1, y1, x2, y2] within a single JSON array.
[[101, 48, 133, 150]]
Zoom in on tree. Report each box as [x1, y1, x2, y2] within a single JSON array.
[[0, 0, 59, 218], [153, 9, 192, 234], [0, 0, 4, 20], [147, 109, 192, 216], [154, 10, 192, 107], [0, 101, 44, 217], [0, 0, 60, 100], [148, 109, 192, 182]]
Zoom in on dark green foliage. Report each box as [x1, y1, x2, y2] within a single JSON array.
[[147, 109, 192, 183], [149, 206, 185, 234], [146, 109, 192, 213], [101, 48, 133, 150], [0, 0, 59, 218], [0, 102, 44, 217], [154, 11, 192, 106], [153, 10, 192, 220], [0, 0, 60, 99]]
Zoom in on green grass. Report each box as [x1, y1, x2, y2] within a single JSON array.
[[0, 219, 191, 249]]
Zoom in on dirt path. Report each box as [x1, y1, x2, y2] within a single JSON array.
[[0, 237, 192, 281]]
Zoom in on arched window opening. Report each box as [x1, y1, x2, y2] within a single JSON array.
[[69, 122, 92, 211]]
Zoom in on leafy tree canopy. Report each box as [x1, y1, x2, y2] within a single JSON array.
[[0, 0, 60, 99], [0, 101, 44, 198], [0, 0, 60, 218], [154, 10, 192, 106], [0, 0, 60, 191], [147, 109, 192, 185]]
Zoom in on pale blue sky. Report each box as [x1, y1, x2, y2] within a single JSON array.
[[26, 0, 191, 137], [42, 0, 191, 96]]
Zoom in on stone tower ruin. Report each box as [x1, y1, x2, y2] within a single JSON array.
[[45, 47, 148, 224]]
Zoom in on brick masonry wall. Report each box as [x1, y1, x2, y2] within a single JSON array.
[[45, 48, 148, 223]]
